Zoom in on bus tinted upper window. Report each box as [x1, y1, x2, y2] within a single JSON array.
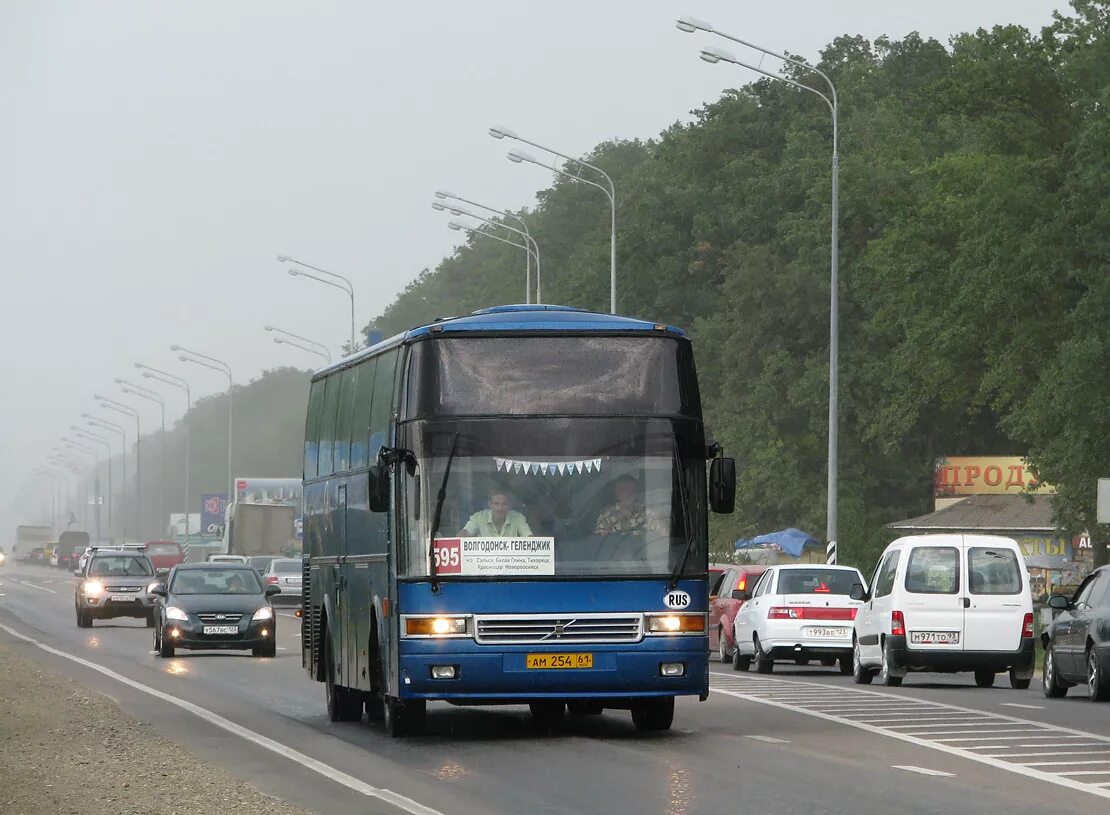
[[334, 365, 359, 472], [409, 337, 696, 417], [304, 378, 326, 478], [318, 374, 341, 476]]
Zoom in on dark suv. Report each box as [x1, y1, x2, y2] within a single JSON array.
[[1042, 565, 1110, 701], [75, 550, 158, 628]]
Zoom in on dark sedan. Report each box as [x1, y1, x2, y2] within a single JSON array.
[[151, 563, 281, 658], [1042, 565, 1110, 701]]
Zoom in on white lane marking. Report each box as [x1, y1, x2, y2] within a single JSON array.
[[16, 580, 57, 594], [1024, 760, 1110, 767], [711, 683, 1110, 800], [0, 622, 444, 815], [1060, 770, 1110, 777], [1000, 703, 1045, 710], [277, 647, 288, 651], [893, 765, 955, 777], [743, 735, 790, 744]]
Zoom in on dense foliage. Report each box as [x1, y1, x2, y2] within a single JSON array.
[[368, 2, 1110, 568]]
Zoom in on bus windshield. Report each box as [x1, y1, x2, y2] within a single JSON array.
[[400, 417, 706, 579]]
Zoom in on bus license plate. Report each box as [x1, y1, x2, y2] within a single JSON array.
[[109, 594, 136, 602], [526, 653, 593, 670], [910, 631, 959, 645], [202, 625, 239, 635]]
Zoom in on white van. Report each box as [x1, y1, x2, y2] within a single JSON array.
[[850, 534, 1034, 688]]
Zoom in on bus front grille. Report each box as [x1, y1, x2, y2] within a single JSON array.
[[475, 614, 643, 645]]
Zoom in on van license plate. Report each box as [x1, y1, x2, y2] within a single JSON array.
[[202, 625, 239, 635], [910, 631, 959, 645], [526, 653, 593, 669]]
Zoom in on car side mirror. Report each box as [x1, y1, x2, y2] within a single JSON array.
[[368, 464, 390, 513], [849, 583, 866, 601], [709, 457, 737, 514], [156, 567, 169, 578], [731, 589, 751, 602], [265, 585, 282, 597], [1048, 594, 1069, 610], [150, 584, 167, 597]]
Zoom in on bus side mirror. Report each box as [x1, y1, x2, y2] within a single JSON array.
[[709, 457, 736, 514], [368, 465, 390, 513]]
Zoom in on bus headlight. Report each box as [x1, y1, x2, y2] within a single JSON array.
[[645, 613, 705, 634], [404, 616, 469, 637]]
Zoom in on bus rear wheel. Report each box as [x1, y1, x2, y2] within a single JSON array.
[[324, 635, 362, 722], [383, 697, 426, 737], [631, 697, 674, 732]]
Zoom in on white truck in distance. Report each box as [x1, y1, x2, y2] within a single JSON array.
[[221, 502, 297, 558]]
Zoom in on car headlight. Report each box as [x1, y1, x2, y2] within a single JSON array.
[[164, 606, 189, 621], [645, 613, 706, 634], [147, 582, 160, 594], [404, 616, 469, 637], [252, 606, 274, 622], [82, 580, 104, 597]]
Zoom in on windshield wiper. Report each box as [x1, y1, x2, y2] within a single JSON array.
[[427, 432, 460, 593], [668, 437, 696, 590]]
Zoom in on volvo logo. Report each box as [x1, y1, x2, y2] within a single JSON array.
[[553, 623, 566, 637]]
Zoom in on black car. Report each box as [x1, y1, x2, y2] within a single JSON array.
[[151, 563, 281, 658], [1042, 565, 1110, 701]]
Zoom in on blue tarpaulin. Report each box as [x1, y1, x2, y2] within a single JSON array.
[[734, 528, 821, 559]]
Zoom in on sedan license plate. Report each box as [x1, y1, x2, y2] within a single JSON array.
[[202, 625, 239, 635], [526, 653, 593, 670], [910, 630, 959, 645], [109, 594, 136, 602], [805, 626, 849, 638]]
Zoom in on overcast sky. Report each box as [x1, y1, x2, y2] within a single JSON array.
[[1, 0, 1064, 528]]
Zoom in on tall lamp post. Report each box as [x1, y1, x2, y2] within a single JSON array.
[[172, 346, 234, 499], [434, 191, 540, 303], [446, 220, 537, 294], [73, 428, 113, 541], [276, 255, 356, 352], [116, 379, 166, 537], [136, 364, 192, 544], [432, 202, 542, 303], [64, 439, 102, 542], [679, 16, 841, 564], [84, 415, 128, 540], [490, 126, 617, 313], [264, 325, 332, 364], [96, 395, 142, 538]]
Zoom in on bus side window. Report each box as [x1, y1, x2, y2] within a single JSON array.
[[334, 365, 359, 473], [349, 357, 377, 470], [318, 373, 342, 477], [304, 379, 326, 479], [369, 350, 400, 457]]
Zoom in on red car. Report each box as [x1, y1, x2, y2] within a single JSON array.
[[708, 564, 767, 662], [143, 540, 185, 573]]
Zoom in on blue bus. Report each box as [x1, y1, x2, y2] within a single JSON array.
[[301, 305, 735, 736]]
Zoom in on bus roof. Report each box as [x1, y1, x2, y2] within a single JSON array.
[[313, 305, 687, 379]]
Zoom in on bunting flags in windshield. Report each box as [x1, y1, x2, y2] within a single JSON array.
[[495, 457, 603, 476]]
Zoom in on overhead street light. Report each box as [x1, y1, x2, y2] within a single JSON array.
[[492, 126, 617, 313], [83, 414, 128, 539], [447, 220, 538, 286], [63, 440, 101, 541], [96, 394, 142, 538], [434, 190, 539, 304], [276, 255, 356, 351], [116, 378, 167, 537], [135, 363, 192, 542], [172, 346, 234, 499], [433, 201, 542, 303], [72, 427, 114, 541], [264, 325, 332, 364], [679, 15, 841, 564]]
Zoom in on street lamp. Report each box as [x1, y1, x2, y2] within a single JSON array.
[[96, 394, 142, 538], [136, 363, 192, 543], [432, 201, 542, 303], [116, 379, 166, 537], [434, 190, 539, 303], [172, 346, 234, 499], [264, 325, 332, 364], [491, 126, 617, 313], [83, 415, 128, 540], [64, 439, 102, 542], [73, 428, 113, 541], [276, 255, 356, 351], [446, 221, 538, 290], [680, 18, 841, 564]]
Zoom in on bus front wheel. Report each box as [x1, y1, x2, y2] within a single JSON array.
[[631, 697, 674, 732], [383, 697, 426, 737]]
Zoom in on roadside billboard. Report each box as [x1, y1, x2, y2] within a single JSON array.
[[933, 456, 1054, 497], [201, 493, 229, 539]]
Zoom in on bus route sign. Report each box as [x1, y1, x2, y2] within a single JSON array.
[[433, 537, 555, 577]]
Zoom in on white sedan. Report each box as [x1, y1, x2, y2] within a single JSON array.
[[732, 564, 865, 674]]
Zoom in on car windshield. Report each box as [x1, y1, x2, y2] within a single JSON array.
[[272, 559, 300, 574], [170, 569, 262, 594], [399, 417, 706, 578], [88, 556, 153, 577], [777, 569, 859, 595]]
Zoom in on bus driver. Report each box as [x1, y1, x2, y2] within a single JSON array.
[[459, 490, 534, 538]]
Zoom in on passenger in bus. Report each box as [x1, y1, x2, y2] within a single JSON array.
[[594, 476, 659, 536], [459, 490, 533, 537]]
